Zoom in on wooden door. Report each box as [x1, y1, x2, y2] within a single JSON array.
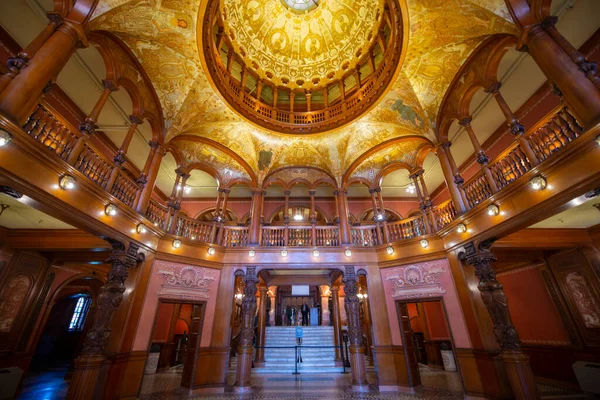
[[181, 304, 204, 388], [396, 302, 421, 387]]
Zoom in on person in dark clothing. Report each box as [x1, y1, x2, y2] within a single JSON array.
[[301, 303, 309, 326], [317, 302, 321, 326], [286, 305, 293, 326]]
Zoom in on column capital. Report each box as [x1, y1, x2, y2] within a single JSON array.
[[409, 168, 424, 179], [251, 188, 266, 196], [333, 188, 348, 196], [129, 115, 143, 125], [284, 190, 291, 196], [219, 187, 231, 195], [175, 168, 191, 180], [308, 189, 316, 197], [441, 141, 452, 150], [102, 79, 119, 92], [485, 81, 502, 94], [458, 116, 472, 127]]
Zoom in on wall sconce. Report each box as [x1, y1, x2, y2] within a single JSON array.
[[345, 249, 352, 257], [313, 249, 320, 258], [281, 249, 288, 257], [59, 175, 76, 190], [248, 249, 256, 258], [530, 175, 547, 190], [487, 204, 500, 216], [207, 247, 215, 256], [386, 246, 394, 255], [420, 239, 429, 248], [235, 293, 243, 300], [104, 204, 117, 216], [172, 239, 182, 249], [136, 223, 147, 234], [456, 223, 467, 233], [0, 129, 11, 147]]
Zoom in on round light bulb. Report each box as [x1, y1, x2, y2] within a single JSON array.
[[420, 239, 429, 248], [184, 186, 191, 194], [59, 175, 76, 190], [457, 223, 467, 233], [0, 129, 11, 147], [136, 224, 147, 234], [386, 246, 394, 255], [104, 204, 117, 216], [313, 249, 320, 258], [345, 249, 352, 257], [248, 249, 256, 258], [530, 175, 547, 190], [487, 204, 500, 216], [281, 249, 288, 257], [207, 247, 215, 256], [172, 239, 182, 249]]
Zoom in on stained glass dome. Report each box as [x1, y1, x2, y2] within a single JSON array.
[[282, 0, 319, 12]]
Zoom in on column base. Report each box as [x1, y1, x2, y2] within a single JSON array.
[[67, 354, 105, 400], [233, 385, 253, 393], [501, 350, 541, 400], [349, 344, 368, 386], [234, 347, 254, 389], [352, 384, 370, 392], [378, 384, 419, 393]]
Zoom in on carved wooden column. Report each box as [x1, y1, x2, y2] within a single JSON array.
[[309, 189, 317, 246], [269, 293, 276, 326], [486, 83, 540, 167], [235, 267, 259, 391], [369, 187, 383, 244], [169, 172, 190, 234], [331, 287, 343, 361], [255, 286, 268, 366], [249, 189, 265, 245], [523, 18, 600, 127], [0, 14, 63, 94], [320, 286, 331, 326], [116, 115, 143, 160], [375, 188, 390, 242], [335, 189, 352, 245], [67, 241, 142, 400], [284, 190, 290, 246], [459, 241, 540, 400], [164, 171, 182, 230], [343, 266, 368, 389], [136, 142, 165, 214], [0, 20, 86, 124], [459, 117, 499, 194], [409, 170, 432, 234], [435, 142, 467, 213]]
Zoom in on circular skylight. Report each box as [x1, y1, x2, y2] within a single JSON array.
[[282, 0, 319, 12]]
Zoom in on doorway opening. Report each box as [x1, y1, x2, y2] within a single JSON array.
[[396, 299, 464, 394], [140, 300, 205, 393]]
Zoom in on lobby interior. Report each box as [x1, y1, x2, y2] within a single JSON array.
[[0, 0, 600, 399]]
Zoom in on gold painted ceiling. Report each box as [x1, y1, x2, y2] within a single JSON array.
[[88, 0, 518, 185], [221, 0, 384, 90]]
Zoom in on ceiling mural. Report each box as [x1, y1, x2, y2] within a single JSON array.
[[88, 0, 518, 186], [220, 0, 384, 90]]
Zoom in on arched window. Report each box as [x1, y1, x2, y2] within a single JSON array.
[[68, 295, 92, 332]]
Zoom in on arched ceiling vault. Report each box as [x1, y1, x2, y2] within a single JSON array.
[[87, 0, 518, 184]]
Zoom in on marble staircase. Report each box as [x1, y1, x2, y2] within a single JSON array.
[[253, 326, 345, 374]]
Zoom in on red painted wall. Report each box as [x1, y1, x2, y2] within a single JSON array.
[[424, 302, 450, 340], [152, 303, 175, 343], [497, 266, 570, 346]]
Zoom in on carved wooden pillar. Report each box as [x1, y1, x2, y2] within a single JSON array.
[[375, 188, 390, 243], [0, 14, 63, 94], [331, 287, 343, 361], [136, 142, 165, 214], [369, 188, 383, 244], [235, 267, 259, 391], [486, 83, 540, 167], [335, 189, 352, 245], [409, 170, 431, 234], [320, 287, 331, 326], [67, 241, 142, 400], [309, 189, 317, 246], [523, 18, 600, 127], [269, 294, 276, 326], [343, 266, 368, 389], [116, 115, 143, 160], [249, 189, 264, 245], [459, 241, 540, 400], [460, 118, 499, 194], [306, 90, 312, 112], [283, 190, 290, 246], [255, 286, 268, 366], [435, 142, 468, 213], [216, 188, 230, 244], [164, 172, 182, 230], [0, 20, 86, 124]]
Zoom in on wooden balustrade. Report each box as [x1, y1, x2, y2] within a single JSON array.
[[73, 143, 113, 188], [146, 199, 168, 229], [463, 172, 493, 208], [261, 226, 286, 246], [487, 144, 531, 191], [315, 226, 340, 247], [386, 215, 427, 242], [433, 200, 456, 229], [22, 104, 79, 160], [220, 226, 249, 247], [526, 107, 583, 162], [172, 215, 213, 242], [287, 227, 312, 247], [110, 170, 140, 208], [351, 225, 380, 247]]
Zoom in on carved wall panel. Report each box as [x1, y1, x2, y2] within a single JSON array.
[[0, 274, 32, 333]]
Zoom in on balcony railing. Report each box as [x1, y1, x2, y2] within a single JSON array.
[[12, 100, 588, 250]]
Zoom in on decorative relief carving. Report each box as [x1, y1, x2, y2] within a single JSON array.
[[385, 263, 447, 299], [18, 272, 55, 351], [157, 264, 216, 299], [0, 274, 32, 333], [565, 271, 600, 328]]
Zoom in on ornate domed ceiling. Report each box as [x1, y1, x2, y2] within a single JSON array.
[[221, 0, 384, 91], [88, 0, 517, 184]]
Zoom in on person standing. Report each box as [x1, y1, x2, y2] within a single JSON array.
[[286, 305, 293, 326], [296, 325, 303, 363], [301, 303, 309, 326]]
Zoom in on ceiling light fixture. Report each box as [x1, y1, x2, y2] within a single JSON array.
[[487, 204, 500, 216], [172, 239, 182, 249], [386, 246, 394, 255], [59, 175, 76, 190], [104, 204, 117, 216], [406, 183, 416, 194], [457, 223, 467, 233], [345, 249, 352, 257], [136, 223, 148, 234], [420, 239, 429, 248], [530, 175, 547, 190], [207, 247, 215, 256], [0, 129, 11, 147]]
